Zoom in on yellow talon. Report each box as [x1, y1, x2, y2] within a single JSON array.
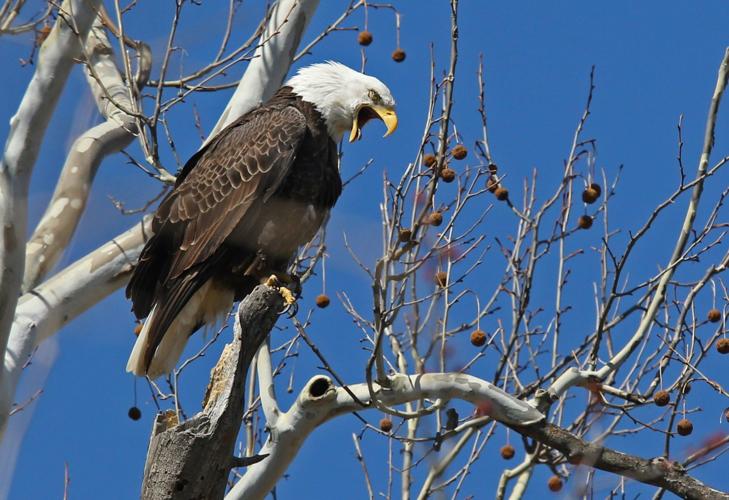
[[279, 287, 296, 305], [265, 274, 297, 305]]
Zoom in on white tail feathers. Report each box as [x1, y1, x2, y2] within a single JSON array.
[[126, 280, 234, 378]]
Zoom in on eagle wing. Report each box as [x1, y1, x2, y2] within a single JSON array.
[[126, 105, 307, 369], [163, 105, 308, 277]]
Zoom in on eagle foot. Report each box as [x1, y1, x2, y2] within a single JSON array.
[[264, 274, 299, 307]]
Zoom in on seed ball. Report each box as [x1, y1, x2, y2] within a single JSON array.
[[128, 406, 142, 421], [423, 154, 437, 167], [486, 176, 499, 193], [398, 228, 412, 242], [440, 168, 456, 183], [315, 294, 330, 308], [358, 30, 373, 46], [470, 329, 487, 347], [500, 444, 515, 460], [133, 323, 143, 337], [717, 338, 729, 354], [428, 211, 443, 226], [582, 187, 600, 204], [547, 475, 563, 492], [494, 187, 509, 201], [654, 390, 670, 407], [488, 163, 498, 173], [392, 48, 406, 62], [379, 417, 393, 432], [578, 215, 593, 230], [434, 271, 448, 287], [677, 418, 693, 436], [708, 308, 722, 323], [451, 145, 468, 160], [590, 182, 602, 196]]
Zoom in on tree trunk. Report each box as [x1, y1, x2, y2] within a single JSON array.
[[140, 286, 282, 500]]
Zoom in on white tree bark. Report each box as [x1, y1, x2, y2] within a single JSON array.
[[22, 19, 141, 291], [0, 0, 101, 382], [207, 0, 320, 139], [0, 218, 150, 435], [226, 373, 544, 500]]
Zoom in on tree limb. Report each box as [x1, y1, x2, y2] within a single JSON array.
[[207, 0, 320, 139], [0, 217, 150, 435], [0, 0, 101, 390], [22, 17, 147, 291]]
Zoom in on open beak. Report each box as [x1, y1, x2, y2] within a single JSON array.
[[349, 104, 398, 142]]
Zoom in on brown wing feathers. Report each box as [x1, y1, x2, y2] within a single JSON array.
[[126, 104, 308, 373]]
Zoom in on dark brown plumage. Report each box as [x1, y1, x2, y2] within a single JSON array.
[[126, 87, 341, 376]]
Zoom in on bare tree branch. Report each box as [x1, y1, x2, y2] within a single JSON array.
[[0, 0, 101, 390]]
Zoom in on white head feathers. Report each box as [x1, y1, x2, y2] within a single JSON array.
[[286, 61, 397, 141]]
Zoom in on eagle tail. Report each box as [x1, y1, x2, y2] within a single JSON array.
[[126, 279, 234, 378]]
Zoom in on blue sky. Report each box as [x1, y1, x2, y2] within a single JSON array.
[[2, 1, 729, 498]]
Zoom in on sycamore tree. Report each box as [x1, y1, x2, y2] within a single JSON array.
[[1, 1, 728, 499]]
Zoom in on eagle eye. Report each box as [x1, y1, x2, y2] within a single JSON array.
[[368, 89, 382, 104]]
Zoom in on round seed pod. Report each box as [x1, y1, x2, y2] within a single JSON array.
[[488, 163, 498, 173], [398, 228, 412, 242], [486, 176, 499, 193], [582, 187, 600, 204], [708, 308, 722, 323], [717, 338, 729, 354], [654, 390, 670, 407], [315, 294, 330, 308], [440, 168, 456, 183], [494, 187, 509, 201], [434, 271, 448, 287], [379, 417, 393, 432], [358, 30, 373, 46], [451, 145, 468, 160], [392, 48, 406, 62], [590, 182, 602, 196], [428, 211, 443, 226], [128, 406, 142, 421], [578, 215, 593, 230], [547, 476, 563, 492], [500, 444, 515, 460], [423, 154, 437, 167], [470, 329, 487, 347], [676, 418, 693, 436], [133, 323, 143, 337]]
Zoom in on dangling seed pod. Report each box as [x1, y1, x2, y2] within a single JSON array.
[[451, 145, 468, 160], [358, 30, 373, 46], [470, 329, 487, 347], [494, 187, 509, 201], [315, 294, 330, 308], [500, 444, 515, 460], [676, 418, 693, 436], [654, 390, 670, 407], [578, 215, 593, 230]]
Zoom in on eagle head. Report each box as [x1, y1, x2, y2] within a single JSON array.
[[287, 61, 398, 142]]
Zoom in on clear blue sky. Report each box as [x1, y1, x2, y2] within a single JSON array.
[[2, 1, 729, 498]]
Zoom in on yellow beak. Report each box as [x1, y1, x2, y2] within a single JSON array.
[[349, 104, 398, 142]]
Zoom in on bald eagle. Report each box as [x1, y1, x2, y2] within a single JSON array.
[[126, 62, 397, 378]]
